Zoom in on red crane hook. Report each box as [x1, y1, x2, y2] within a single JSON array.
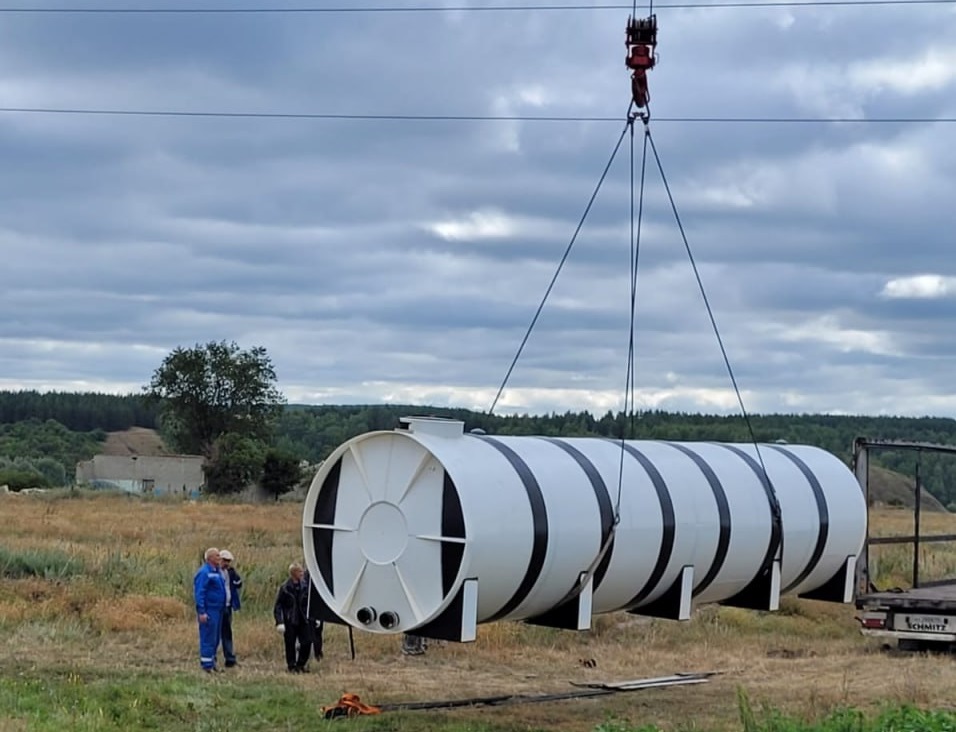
[[625, 14, 658, 109]]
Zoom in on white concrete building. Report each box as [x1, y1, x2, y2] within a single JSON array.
[[75, 454, 205, 495]]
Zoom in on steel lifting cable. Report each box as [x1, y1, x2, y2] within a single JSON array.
[[489, 0, 781, 604], [613, 110, 650, 526], [546, 107, 653, 601], [555, 111, 650, 607], [487, 113, 633, 416], [643, 124, 784, 557], [611, 0, 651, 524], [525, 107, 652, 607], [597, 0, 655, 569], [593, 0, 651, 538], [484, 110, 635, 608], [489, 1, 653, 600]]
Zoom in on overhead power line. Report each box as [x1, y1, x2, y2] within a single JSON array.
[[0, 106, 953, 124], [0, 0, 953, 12]]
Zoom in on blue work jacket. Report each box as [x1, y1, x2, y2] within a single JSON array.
[[193, 561, 227, 615]]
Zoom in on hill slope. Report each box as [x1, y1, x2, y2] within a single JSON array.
[[868, 464, 947, 512], [100, 428, 170, 457]]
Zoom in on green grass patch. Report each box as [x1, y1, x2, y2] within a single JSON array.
[[599, 702, 956, 731], [2, 673, 956, 732], [0, 672, 551, 732], [732, 690, 956, 732], [0, 546, 85, 579], [740, 703, 956, 731]]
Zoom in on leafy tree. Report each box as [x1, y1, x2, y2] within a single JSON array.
[[204, 434, 267, 495], [0, 419, 104, 485], [144, 341, 285, 457], [261, 449, 305, 501], [32, 457, 67, 486], [0, 466, 49, 491]]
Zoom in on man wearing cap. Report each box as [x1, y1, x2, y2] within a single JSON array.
[[219, 549, 243, 668], [193, 547, 227, 673]]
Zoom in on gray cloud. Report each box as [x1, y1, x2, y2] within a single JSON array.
[[0, 2, 955, 417]]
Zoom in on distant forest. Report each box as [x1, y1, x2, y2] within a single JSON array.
[[2, 390, 956, 505], [0, 391, 158, 432]]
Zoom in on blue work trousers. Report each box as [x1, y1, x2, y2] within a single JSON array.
[[198, 608, 223, 669]]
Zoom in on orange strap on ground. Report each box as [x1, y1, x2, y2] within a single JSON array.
[[321, 692, 382, 720]]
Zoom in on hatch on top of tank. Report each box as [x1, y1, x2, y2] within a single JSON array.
[[397, 416, 466, 439]]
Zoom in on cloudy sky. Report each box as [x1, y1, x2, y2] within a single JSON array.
[[1, 0, 954, 417]]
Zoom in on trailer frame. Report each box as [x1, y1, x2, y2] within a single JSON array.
[[853, 437, 956, 650]]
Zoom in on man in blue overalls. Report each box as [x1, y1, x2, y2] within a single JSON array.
[[193, 547, 227, 672]]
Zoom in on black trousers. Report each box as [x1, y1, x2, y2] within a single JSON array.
[[283, 623, 312, 670], [221, 608, 236, 664]]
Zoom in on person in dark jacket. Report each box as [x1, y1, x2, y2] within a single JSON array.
[[193, 547, 227, 672], [273, 562, 313, 672], [219, 549, 243, 668]]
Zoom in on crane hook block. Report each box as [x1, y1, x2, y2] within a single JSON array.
[[625, 14, 658, 109]]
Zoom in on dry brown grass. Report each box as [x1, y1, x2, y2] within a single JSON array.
[[2, 493, 956, 731], [88, 594, 189, 632], [866, 506, 956, 587], [868, 506, 956, 537]]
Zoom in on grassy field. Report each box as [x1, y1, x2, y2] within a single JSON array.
[[2, 492, 956, 732]]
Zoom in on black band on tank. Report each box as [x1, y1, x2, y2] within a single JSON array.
[[311, 458, 341, 594], [440, 471, 466, 596], [664, 442, 731, 596], [616, 442, 676, 609], [475, 436, 549, 621], [767, 445, 829, 593], [713, 443, 782, 583], [540, 437, 615, 590]]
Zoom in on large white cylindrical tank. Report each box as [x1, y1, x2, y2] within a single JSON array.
[[302, 417, 866, 640]]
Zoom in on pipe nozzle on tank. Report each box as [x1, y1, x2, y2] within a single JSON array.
[[356, 607, 377, 625], [379, 611, 400, 630]]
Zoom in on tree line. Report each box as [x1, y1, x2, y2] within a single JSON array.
[[4, 349, 956, 503], [0, 391, 158, 432], [276, 404, 956, 465], [275, 405, 956, 508]]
